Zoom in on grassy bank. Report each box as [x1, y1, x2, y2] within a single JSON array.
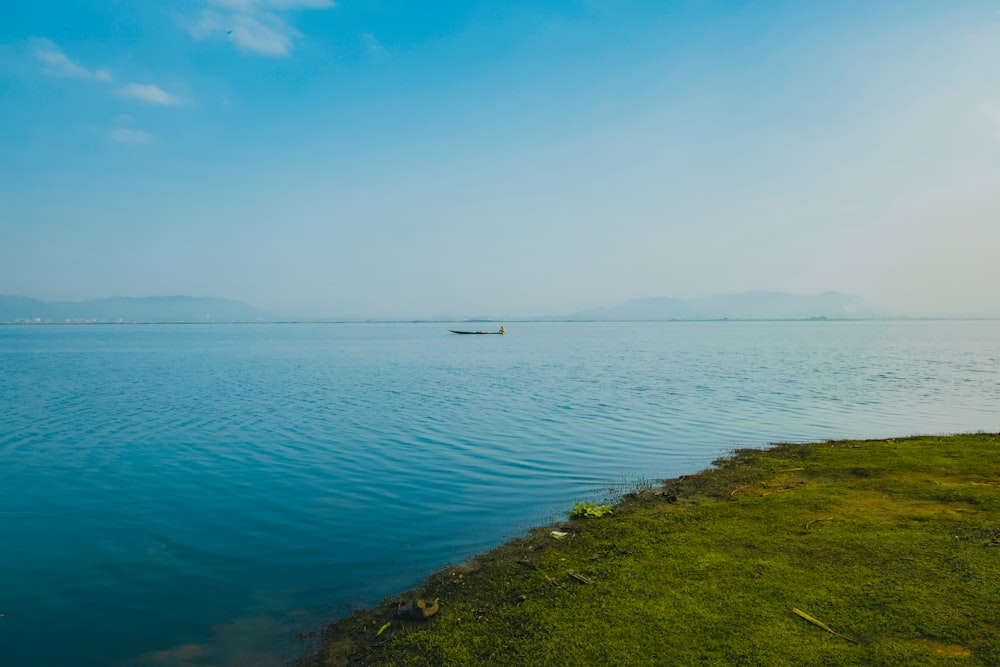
[[299, 434, 1000, 666]]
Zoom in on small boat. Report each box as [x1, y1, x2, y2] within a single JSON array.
[[450, 326, 505, 335]]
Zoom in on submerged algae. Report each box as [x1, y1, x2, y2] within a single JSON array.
[[298, 433, 1000, 666]]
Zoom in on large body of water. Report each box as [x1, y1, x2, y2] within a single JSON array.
[[2, 320, 999, 666]]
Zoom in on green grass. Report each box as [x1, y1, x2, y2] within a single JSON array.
[[298, 434, 1000, 666]]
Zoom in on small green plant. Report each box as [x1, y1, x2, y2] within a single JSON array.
[[568, 501, 614, 518]]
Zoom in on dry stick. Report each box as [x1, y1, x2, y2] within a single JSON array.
[[805, 516, 834, 531], [792, 608, 856, 642]]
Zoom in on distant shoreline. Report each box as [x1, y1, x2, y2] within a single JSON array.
[[6, 291, 998, 324]]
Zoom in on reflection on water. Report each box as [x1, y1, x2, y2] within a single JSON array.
[[1, 320, 999, 666], [131, 612, 303, 667]]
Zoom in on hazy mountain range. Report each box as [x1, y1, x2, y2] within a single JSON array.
[[0, 295, 270, 323], [562, 291, 882, 321], [0, 291, 891, 323]]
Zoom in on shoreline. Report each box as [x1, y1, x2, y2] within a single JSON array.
[[296, 433, 1000, 666]]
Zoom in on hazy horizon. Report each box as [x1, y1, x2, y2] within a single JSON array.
[[4, 289, 996, 322], [3, 2, 999, 319]]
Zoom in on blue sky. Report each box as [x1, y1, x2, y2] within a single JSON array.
[[2, 1, 999, 318]]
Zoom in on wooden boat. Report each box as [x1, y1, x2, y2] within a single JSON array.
[[449, 326, 505, 335]]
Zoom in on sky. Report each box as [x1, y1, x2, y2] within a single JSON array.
[[1, 0, 999, 319]]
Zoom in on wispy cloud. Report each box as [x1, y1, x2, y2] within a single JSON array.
[[120, 83, 183, 106], [33, 38, 111, 81], [31, 39, 183, 110], [111, 127, 152, 144], [183, 0, 335, 57], [361, 31, 384, 56], [196, 11, 294, 56]]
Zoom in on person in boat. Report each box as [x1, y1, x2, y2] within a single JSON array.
[[499, 326, 506, 334]]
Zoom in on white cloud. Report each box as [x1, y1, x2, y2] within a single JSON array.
[[184, 0, 334, 56], [211, 0, 333, 8], [120, 83, 182, 106], [111, 127, 152, 144], [33, 38, 111, 81], [231, 12, 295, 56]]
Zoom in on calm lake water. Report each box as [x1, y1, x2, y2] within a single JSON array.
[[2, 320, 999, 666]]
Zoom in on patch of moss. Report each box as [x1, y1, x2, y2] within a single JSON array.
[[297, 433, 1000, 666], [568, 501, 614, 518]]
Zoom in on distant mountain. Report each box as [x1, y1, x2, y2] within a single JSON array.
[[0, 295, 270, 323], [565, 291, 880, 321], [570, 296, 703, 321]]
